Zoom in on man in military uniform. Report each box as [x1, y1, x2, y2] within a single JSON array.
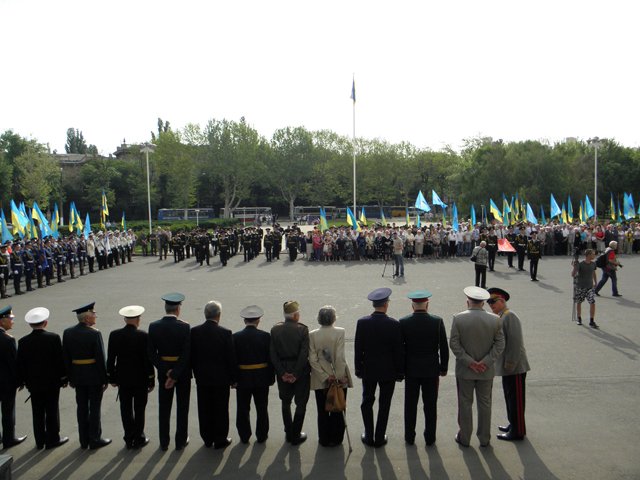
[[516, 230, 528, 271], [9, 242, 24, 295], [17, 307, 68, 449], [62, 302, 111, 449], [450, 287, 504, 448], [527, 231, 542, 281], [270, 301, 310, 445], [234, 305, 274, 444], [53, 240, 66, 282], [505, 228, 517, 268], [218, 233, 230, 267], [148, 293, 191, 451], [191, 301, 235, 449], [487, 288, 530, 442], [399, 290, 448, 447], [0, 305, 27, 449], [486, 228, 498, 271], [287, 231, 298, 262], [263, 229, 273, 262], [107, 305, 155, 449], [354, 288, 404, 447], [0, 244, 11, 298], [22, 241, 36, 291]]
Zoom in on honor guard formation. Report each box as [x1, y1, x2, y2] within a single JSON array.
[[0, 286, 531, 455], [0, 230, 136, 299]]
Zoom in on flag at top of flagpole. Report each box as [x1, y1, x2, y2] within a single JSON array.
[[350, 78, 356, 103], [415, 190, 431, 212]]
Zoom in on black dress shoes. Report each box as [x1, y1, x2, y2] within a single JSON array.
[[89, 438, 112, 450], [160, 444, 169, 451], [405, 436, 415, 446], [497, 433, 524, 441], [214, 438, 232, 450], [289, 432, 307, 446], [3, 435, 27, 449], [46, 437, 69, 450], [256, 436, 267, 444], [361, 434, 374, 447], [498, 425, 511, 433], [454, 434, 469, 447], [374, 435, 388, 448], [176, 437, 190, 450], [135, 437, 150, 449]]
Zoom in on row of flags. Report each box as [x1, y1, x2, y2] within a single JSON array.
[[1, 190, 127, 244], [334, 190, 640, 233]]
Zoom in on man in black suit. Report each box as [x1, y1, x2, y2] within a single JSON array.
[[354, 288, 404, 447], [190, 301, 235, 449], [17, 307, 68, 449], [399, 290, 449, 446], [63, 301, 111, 449], [0, 305, 27, 449], [148, 293, 191, 451], [107, 305, 155, 449], [233, 305, 274, 444]]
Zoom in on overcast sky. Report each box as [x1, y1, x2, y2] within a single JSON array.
[[1, 0, 638, 156]]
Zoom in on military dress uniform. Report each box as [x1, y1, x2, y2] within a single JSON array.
[[17, 307, 68, 449], [270, 301, 310, 445], [190, 310, 236, 448], [10, 246, 24, 295], [399, 291, 449, 446], [486, 232, 498, 271], [107, 306, 155, 449], [147, 293, 191, 450], [0, 306, 27, 449], [62, 302, 110, 449], [354, 288, 404, 447], [0, 245, 10, 298], [527, 234, 542, 281], [516, 233, 527, 271], [22, 243, 36, 291], [234, 306, 274, 443]]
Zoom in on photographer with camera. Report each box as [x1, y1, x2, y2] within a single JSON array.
[[571, 249, 599, 328]]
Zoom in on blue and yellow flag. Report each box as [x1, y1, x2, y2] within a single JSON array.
[[319, 207, 329, 232], [346, 207, 360, 231], [416, 213, 421, 228], [567, 196, 574, 223], [121, 212, 127, 231], [1, 210, 13, 244], [561, 203, 567, 224], [359, 207, 367, 226], [489, 199, 502, 223], [10, 200, 27, 237], [610, 193, 616, 221], [101, 190, 109, 228], [405, 208, 411, 226], [380, 208, 387, 226]]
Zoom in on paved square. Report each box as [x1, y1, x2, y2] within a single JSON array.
[[3, 251, 639, 479]]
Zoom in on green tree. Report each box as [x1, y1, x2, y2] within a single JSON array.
[[15, 147, 61, 207]]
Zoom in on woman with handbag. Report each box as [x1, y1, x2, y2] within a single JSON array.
[[308, 306, 353, 447]]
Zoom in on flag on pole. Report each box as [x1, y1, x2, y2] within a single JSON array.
[[101, 190, 110, 228], [617, 198, 622, 223], [502, 195, 511, 226], [432, 190, 447, 209], [10, 200, 27, 237], [526, 203, 538, 224], [514, 193, 521, 221], [585, 195, 595, 219], [561, 203, 567, 224], [489, 199, 502, 223], [121, 212, 127, 231], [414, 190, 431, 212], [346, 206, 360, 231], [540, 205, 547, 224], [83, 213, 91, 239], [610, 193, 616, 221], [471, 205, 477, 226], [26, 216, 38, 240], [319, 207, 329, 232], [416, 213, 421, 228], [567, 196, 574, 223], [579, 200, 585, 223], [73, 203, 83, 233], [452, 203, 459, 232], [350, 78, 356, 103], [550, 194, 561, 218], [31, 202, 53, 237], [359, 207, 367, 226], [1, 210, 13, 244], [625, 193, 635, 219], [69, 202, 76, 233], [380, 208, 387, 226]]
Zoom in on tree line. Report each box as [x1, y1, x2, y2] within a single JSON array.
[[1, 121, 639, 222]]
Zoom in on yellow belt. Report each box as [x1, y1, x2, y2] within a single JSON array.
[[238, 363, 268, 370], [161, 356, 179, 362], [72, 359, 96, 365]]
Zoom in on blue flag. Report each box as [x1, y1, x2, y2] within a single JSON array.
[[585, 195, 595, 218], [550, 194, 561, 218], [415, 190, 431, 212], [471, 205, 477, 226], [526, 204, 538, 224], [540, 205, 546, 224], [432, 190, 447, 209], [452, 203, 459, 232], [1, 211, 13, 244], [83, 213, 91, 239]]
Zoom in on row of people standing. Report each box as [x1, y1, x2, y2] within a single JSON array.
[[0, 230, 135, 299]]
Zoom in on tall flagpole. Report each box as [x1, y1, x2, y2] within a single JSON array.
[[351, 75, 356, 216]]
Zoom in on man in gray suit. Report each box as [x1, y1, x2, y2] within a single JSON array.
[[450, 287, 504, 448]]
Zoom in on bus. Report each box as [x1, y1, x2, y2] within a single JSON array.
[[333, 205, 423, 223], [292, 206, 338, 224], [219, 207, 273, 225], [157, 208, 216, 221]]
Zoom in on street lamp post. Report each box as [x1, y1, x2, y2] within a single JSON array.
[[587, 137, 602, 220], [195, 209, 200, 227], [140, 143, 156, 235]]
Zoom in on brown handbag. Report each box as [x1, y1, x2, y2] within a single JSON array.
[[325, 379, 346, 412]]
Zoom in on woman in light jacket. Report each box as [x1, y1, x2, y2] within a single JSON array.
[[308, 306, 353, 447]]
